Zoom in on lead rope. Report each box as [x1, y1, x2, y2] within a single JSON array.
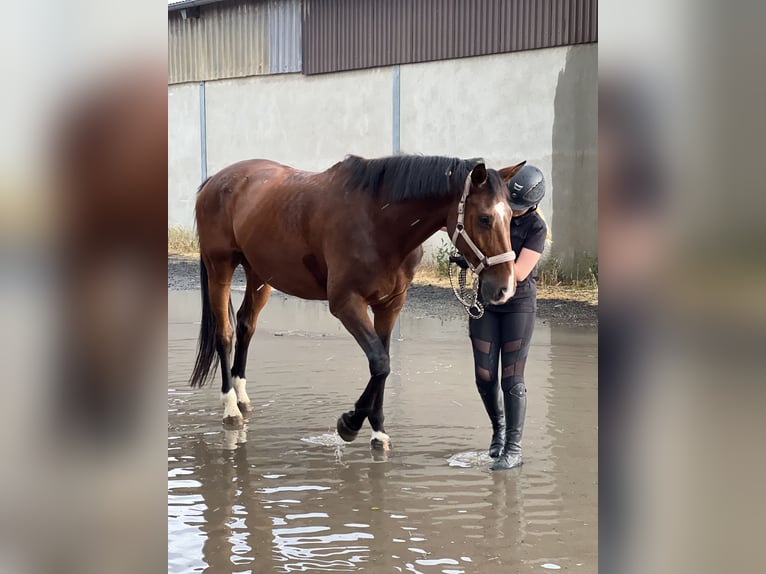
[[448, 257, 484, 319]]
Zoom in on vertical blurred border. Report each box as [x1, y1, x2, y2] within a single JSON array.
[[600, 1, 766, 573], [0, 1, 167, 572]]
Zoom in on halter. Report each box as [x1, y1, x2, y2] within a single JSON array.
[[450, 171, 516, 275]]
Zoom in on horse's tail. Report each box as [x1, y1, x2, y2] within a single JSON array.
[[190, 258, 235, 388]]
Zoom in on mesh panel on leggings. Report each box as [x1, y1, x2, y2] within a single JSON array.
[[472, 338, 497, 382]]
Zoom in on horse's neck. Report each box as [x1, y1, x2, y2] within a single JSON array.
[[375, 198, 455, 260]]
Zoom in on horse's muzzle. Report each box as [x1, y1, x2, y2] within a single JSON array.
[[481, 280, 515, 306]]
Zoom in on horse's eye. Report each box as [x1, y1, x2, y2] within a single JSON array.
[[478, 215, 492, 228]]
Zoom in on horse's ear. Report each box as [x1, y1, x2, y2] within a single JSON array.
[[470, 163, 487, 186], [498, 161, 527, 183]]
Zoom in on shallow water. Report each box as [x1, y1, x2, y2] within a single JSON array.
[[169, 290, 597, 573]]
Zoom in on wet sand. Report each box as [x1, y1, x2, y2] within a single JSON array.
[[168, 285, 597, 573]]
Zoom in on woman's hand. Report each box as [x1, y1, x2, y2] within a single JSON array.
[[449, 254, 469, 269]]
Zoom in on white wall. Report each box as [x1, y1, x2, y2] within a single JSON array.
[[168, 83, 201, 229], [205, 67, 392, 175]]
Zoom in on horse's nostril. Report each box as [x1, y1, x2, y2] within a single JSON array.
[[497, 286, 508, 299]]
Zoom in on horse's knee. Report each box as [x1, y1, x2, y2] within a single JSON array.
[[235, 320, 253, 342], [215, 331, 233, 354], [236, 307, 255, 333], [369, 353, 390, 378]]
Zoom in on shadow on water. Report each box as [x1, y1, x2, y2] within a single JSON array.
[[168, 291, 597, 573]]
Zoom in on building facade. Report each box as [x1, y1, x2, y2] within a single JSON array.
[[168, 0, 597, 276]]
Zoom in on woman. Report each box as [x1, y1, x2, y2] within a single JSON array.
[[455, 165, 548, 470]]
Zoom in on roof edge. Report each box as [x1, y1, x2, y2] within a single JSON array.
[[168, 0, 228, 12]]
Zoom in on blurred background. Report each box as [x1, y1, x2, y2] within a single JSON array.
[[0, 0, 764, 572], [0, 0, 167, 572], [599, 1, 766, 573]]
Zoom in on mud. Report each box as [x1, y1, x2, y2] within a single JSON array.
[[168, 283, 598, 573]]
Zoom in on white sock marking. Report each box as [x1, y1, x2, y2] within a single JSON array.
[[232, 377, 250, 406], [221, 388, 242, 420], [371, 430, 390, 443]]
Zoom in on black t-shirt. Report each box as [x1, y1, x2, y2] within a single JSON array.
[[484, 209, 547, 313]]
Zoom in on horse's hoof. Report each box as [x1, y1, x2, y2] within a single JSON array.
[[237, 401, 253, 414], [370, 431, 392, 451], [222, 415, 244, 430], [336, 414, 359, 443]]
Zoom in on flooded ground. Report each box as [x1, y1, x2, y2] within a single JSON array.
[[169, 288, 597, 573]]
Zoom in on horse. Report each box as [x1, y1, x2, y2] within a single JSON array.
[[190, 154, 526, 450]]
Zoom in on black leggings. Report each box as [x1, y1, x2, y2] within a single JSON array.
[[469, 310, 536, 392]]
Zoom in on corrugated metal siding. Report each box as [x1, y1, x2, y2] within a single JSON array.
[[169, 0, 301, 84], [268, 0, 302, 73], [303, 0, 598, 75]]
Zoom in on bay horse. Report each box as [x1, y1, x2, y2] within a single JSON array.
[[191, 154, 525, 450]]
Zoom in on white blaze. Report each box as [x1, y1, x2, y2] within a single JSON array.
[[494, 201, 509, 222], [493, 201, 515, 303]]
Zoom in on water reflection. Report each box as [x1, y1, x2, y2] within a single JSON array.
[[168, 291, 597, 573]]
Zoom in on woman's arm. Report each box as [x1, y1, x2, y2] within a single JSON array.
[[514, 247, 543, 282]]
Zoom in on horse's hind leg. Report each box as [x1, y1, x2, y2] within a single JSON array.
[[231, 267, 272, 413], [205, 255, 242, 428]]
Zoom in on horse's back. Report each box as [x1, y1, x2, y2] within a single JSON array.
[[195, 158, 340, 299], [196, 159, 299, 238]]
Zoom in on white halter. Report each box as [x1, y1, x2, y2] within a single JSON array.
[[450, 170, 516, 275]]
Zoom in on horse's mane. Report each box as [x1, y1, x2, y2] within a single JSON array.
[[338, 154, 484, 202]]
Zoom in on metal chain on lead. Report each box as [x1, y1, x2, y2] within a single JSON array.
[[448, 256, 484, 319]]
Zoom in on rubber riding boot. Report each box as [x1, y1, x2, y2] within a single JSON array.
[[476, 380, 505, 458], [491, 383, 527, 470]]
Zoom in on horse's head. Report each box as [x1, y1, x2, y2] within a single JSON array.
[[449, 161, 526, 305]]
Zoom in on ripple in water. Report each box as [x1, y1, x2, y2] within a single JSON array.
[[446, 450, 493, 468]]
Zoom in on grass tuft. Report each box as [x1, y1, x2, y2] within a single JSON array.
[[168, 226, 199, 256]]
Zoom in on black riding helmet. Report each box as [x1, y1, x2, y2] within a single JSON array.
[[508, 165, 545, 211]]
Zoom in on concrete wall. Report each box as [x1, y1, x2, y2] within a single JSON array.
[[168, 45, 597, 273], [551, 45, 599, 276], [205, 67, 392, 176], [168, 83, 201, 228]]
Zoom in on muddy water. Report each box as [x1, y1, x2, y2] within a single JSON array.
[[168, 290, 597, 573]]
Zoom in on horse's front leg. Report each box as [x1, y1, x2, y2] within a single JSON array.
[[367, 291, 408, 451], [329, 293, 390, 448]]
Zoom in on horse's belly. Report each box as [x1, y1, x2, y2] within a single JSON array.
[[247, 254, 328, 301], [269, 273, 328, 300]]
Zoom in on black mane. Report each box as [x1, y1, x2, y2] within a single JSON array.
[[338, 154, 484, 202]]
